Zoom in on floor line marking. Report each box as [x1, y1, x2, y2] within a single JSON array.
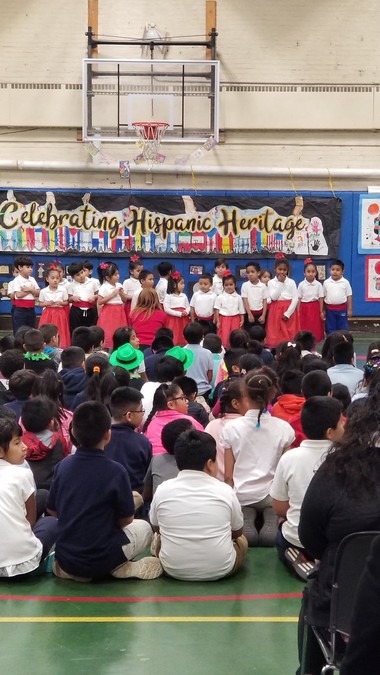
[[0, 592, 302, 604], [0, 616, 298, 623]]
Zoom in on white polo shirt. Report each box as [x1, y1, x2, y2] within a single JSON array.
[[212, 274, 224, 296], [270, 439, 332, 547], [190, 290, 217, 317], [268, 277, 298, 318], [67, 278, 96, 304], [12, 275, 39, 300], [298, 279, 324, 303], [220, 410, 295, 505], [149, 470, 243, 580], [241, 280, 268, 311], [214, 291, 245, 316], [163, 293, 190, 316], [98, 281, 123, 305], [122, 277, 141, 300], [323, 276, 352, 305], [155, 278, 168, 304], [39, 287, 68, 304]]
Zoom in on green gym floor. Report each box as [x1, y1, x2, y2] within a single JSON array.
[[0, 335, 375, 675]]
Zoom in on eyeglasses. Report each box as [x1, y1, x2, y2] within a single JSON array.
[[125, 409, 145, 415], [168, 396, 188, 403]]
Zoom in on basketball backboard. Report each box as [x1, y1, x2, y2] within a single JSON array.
[[82, 58, 220, 144]]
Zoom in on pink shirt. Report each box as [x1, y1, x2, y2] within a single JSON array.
[[145, 410, 204, 455], [130, 309, 167, 345]]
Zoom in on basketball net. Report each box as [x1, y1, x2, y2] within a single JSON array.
[[133, 122, 169, 169]]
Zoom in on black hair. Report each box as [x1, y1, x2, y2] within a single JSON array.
[[89, 325, 105, 349], [229, 329, 250, 349], [83, 354, 112, 403], [366, 341, 380, 361], [167, 274, 184, 295], [202, 333, 222, 354], [294, 330, 316, 353], [154, 355, 184, 382], [67, 262, 84, 278], [138, 269, 153, 283], [301, 355, 328, 374], [301, 396, 342, 440], [71, 401, 111, 448], [222, 272, 237, 287], [71, 326, 95, 353], [274, 255, 290, 270], [0, 349, 25, 378], [223, 348, 246, 376], [112, 366, 131, 388], [183, 322, 204, 344], [45, 266, 61, 281], [39, 323, 59, 345], [219, 378, 245, 416], [333, 341, 354, 365], [112, 326, 135, 352], [32, 369, 67, 425], [303, 259, 318, 273], [214, 258, 228, 269], [275, 341, 302, 380], [321, 330, 353, 367], [331, 383, 351, 414], [24, 329, 44, 352], [0, 417, 22, 453], [13, 325, 31, 352], [246, 262, 261, 273], [151, 335, 174, 352], [245, 372, 272, 426], [279, 369, 304, 395], [246, 339, 264, 359], [247, 325, 266, 343], [8, 369, 37, 399], [109, 386, 143, 420], [157, 261, 173, 277], [239, 352, 262, 375], [142, 382, 182, 433], [83, 260, 94, 272], [330, 258, 345, 271], [173, 375, 198, 398], [21, 396, 57, 433], [60, 346, 85, 369], [14, 255, 33, 270], [161, 418, 194, 455], [199, 272, 213, 284], [174, 429, 216, 470], [302, 370, 332, 399], [153, 327, 174, 341], [129, 257, 142, 272], [97, 261, 119, 284], [260, 268, 272, 280], [194, 319, 212, 337], [0, 334, 15, 353]]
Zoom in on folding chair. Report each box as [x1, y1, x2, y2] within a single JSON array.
[[300, 530, 380, 675]]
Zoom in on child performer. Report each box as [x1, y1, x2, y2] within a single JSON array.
[[67, 262, 97, 335], [97, 262, 128, 350], [323, 258, 352, 334], [241, 262, 268, 328], [266, 253, 299, 348], [38, 265, 70, 348], [190, 272, 217, 333], [12, 255, 41, 334], [163, 271, 190, 347], [297, 257, 324, 343], [214, 271, 245, 349], [260, 269, 272, 286], [122, 255, 143, 324], [212, 257, 228, 296]]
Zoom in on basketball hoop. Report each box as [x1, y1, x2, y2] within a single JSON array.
[[132, 121, 169, 169]]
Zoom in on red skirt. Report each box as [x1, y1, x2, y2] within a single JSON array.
[[38, 307, 70, 349], [218, 315, 241, 348], [299, 300, 324, 343], [165, 310, 190, 347], [124, 300, 132, 325], [97, 304, 126, 349], [266, 300, 300, 348]]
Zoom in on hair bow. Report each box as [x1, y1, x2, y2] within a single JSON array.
[[222, 269, 233, 278], [304, 257, 313, 264], [49, 264, 58, 271], [171, 271, 182, 281], [130, 254, 140, 263], [100, 262, 109, 270], [53, 259, 62, 266], [287, 342, 296, 348], [275, 252, 286, 260]]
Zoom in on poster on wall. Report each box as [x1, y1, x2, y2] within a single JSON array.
[[0, 190, 342, 257], [366, 256, 380, 301], [358, 194, 380, 253]]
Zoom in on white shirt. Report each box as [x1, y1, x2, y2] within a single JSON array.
[[39, 287, 68, 304], [241, 280, 268, 311], [130, 288, 143, 310], [214, 291, 245, 317], [323, 276, 352, 305], [98, 281, 123, 305], [67, 278, 96, 304], [190, 290, 217, 317], [155, 278, 168, 304], [12, 275, 39, 300], [88, 277, 100, 293], [220, 410, 295, 505], [0, 460, 42, 576], [149, 470, 243, 580], [163, 293, 190, 316], [212, 274, 224, 296], [122, 277, 141, 300], [270, 439, 332, 547], [298, 279, 324, 303], [59, 278, 70, 289], [8, 278, 16, 296], [267, 277, 298, 318]]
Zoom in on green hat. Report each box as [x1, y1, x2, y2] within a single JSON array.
[[109, 343, 144, 371], [165, 346, 194, 371]]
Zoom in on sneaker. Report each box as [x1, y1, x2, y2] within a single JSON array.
[[111, 556, 163, 580], [284, 547, 318, 581], [52, 560, 92, 582]]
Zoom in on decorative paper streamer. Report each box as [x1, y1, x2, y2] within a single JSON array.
[[119, 161, 130, 178], [327, 168, 337, 198]]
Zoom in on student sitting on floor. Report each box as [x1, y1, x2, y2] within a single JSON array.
[[149, 428, 247, 581], [172, 375, 210, 427], [47, 401, 163, 582], [0, 416, 57, 578]]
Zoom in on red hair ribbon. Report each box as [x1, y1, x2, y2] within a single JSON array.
[[53, 259, 62, 266], [304, 257, 313, 265], [130, 254, 140, 263], [222, 269, 233, 277], [171, 271, 182, 281], [275, 252, 286, 260], [49, 264, 58, 271], [100, 262, 109, 270]]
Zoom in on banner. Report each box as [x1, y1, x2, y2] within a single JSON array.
[[0, 190, 341, 257], [359, 194, 380, 253]]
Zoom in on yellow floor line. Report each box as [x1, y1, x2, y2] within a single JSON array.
[[0, 616, 298, 623]]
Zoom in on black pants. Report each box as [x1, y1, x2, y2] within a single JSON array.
[[13, 307, 36, 334], [69, 306, 97, 335]]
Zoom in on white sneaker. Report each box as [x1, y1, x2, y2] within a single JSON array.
[[111, 556, 163, 580]]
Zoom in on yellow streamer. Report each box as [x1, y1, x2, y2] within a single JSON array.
[[288, 167, 298, 196], [327, 168, 337, 198]]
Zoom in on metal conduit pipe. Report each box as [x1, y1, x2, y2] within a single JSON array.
[[0, 160, 380, 179]]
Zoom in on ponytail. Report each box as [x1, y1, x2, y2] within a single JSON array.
[[142, 382, 182, 433], [245, 373, 271, 427]]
